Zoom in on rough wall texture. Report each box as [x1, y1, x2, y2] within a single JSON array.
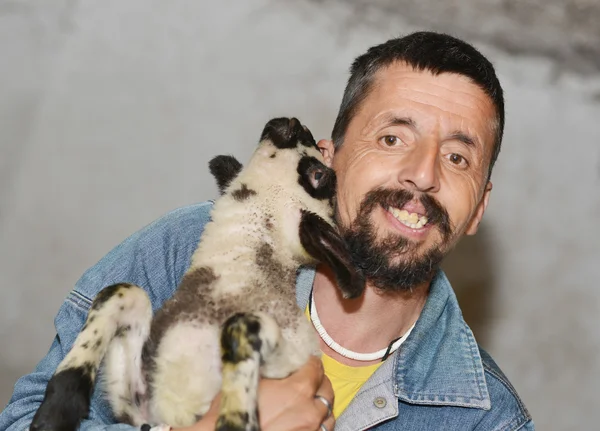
[[1, 1, 598, 430], [309, 0, 600, 74]]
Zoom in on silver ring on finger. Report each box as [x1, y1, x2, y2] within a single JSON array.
[[314, 394, 333, 420], [320, 424, 328, 431]]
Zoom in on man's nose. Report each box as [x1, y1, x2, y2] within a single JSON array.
[[396, 141, 440, 193]]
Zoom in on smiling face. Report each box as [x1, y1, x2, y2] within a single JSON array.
[[319, 62, 497, 291]]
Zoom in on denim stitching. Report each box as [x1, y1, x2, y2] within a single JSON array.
[[66, 290, 93, 312], [482, 362, 532, 425], [494, 411, 530, 431]]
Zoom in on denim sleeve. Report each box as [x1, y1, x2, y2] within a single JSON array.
[[0, 201, 214, 431], [519, 420, 535, 430], [475, 349, 534, 431]]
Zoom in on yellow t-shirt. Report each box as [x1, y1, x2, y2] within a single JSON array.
[[304, 306, 384, 418]]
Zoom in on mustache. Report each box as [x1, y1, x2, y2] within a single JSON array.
[[360, 188, 453, 241]]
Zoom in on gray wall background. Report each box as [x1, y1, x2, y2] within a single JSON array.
[[1, 1, 599, 430]]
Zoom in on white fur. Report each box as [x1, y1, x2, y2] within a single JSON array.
[[150, 323, 222, 427], [102, 287, 152, 424]]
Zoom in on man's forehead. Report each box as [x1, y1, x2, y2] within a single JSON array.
[[372, 64, 490, 104], [365, 66, 495, 135]]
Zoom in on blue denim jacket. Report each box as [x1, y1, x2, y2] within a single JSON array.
[[0, 201, 533, 431]]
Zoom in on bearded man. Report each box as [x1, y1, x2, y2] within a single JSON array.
[[0, 31, 533, 431]]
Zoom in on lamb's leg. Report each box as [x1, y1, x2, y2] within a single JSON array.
[[102, 287, 153, 426], [216, 311, 311, 431], [30, 283, 151, 431]]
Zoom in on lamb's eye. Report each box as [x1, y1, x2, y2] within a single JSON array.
[[310, 169, 325, 189]]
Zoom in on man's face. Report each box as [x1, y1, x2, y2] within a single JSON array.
[[319, 62, 496, 291]]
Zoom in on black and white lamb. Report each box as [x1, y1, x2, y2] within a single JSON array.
[[30, 117, 365, 431]]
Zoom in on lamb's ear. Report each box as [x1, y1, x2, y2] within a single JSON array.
[[208, 155, 243, 195], [299, 211, 365, 299]]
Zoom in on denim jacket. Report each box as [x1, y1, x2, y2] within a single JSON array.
[[0, 201, 533, 431]]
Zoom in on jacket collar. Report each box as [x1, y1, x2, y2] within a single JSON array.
[[296, 267, 491, 410]]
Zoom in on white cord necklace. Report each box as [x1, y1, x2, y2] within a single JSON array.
[[309, 292, 416, 362]]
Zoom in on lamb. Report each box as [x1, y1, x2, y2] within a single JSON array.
[[30, 117, 365, 431]]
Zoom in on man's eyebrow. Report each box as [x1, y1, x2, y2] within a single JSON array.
[[380, 115, 416, 129], [448, 131, 479, 148]]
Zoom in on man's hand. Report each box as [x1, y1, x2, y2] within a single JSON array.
[[176, 355, 335, 431]]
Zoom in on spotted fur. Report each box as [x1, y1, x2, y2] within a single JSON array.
[[30, 117, 365, 431]]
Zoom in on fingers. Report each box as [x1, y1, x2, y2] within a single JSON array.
[[321, 413, 336, 431], [206, 356, 334, 431], [277, 355, 335, 431], [314, 374, 335, 431], [288, 355, 325, 396]]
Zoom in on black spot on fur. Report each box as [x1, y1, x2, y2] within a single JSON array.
[[30, 367, 94, 431], [216, 411, 257, 431], [118, 412, 134, 426], [81, 341, 89, 349], [115, 396, 136, 425], [82, 362, 95, 377], [264, 215, 274, 231], [220, 313, 262, 364], [93, 339, 102, 351], [91, 283, 132, 311], [255, 243, 295, 289], [231, 184, 257, 202], [269, 152, 276, 158], [299, 210, 365, 299], [209, 155, 243, 195], [297, 156, 337, 201], [115, 324, 131, 338], [260, 117, 317, 150]]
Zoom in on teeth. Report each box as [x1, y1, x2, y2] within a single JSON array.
[[389, 207, 428, 229]]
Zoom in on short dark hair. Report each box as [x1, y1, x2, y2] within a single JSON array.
[[331, 31, 505, 180]]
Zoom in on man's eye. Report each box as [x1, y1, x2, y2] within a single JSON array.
[[448, 153, 468, 167], [381, 135, 400, 146]]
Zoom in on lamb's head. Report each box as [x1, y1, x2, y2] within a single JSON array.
[[209, 117, 365, 299]]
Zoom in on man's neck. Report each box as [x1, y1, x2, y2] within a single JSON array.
[[311, 264, 430, 367]]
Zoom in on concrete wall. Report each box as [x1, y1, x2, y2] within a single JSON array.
[[1, 1, 599, 430]]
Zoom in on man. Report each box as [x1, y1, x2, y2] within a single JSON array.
[[0, 31, 533, 430]]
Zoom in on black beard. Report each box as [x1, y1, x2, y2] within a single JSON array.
[[338, 188, 453, 292]]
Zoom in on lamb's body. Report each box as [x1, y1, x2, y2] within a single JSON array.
[[31, 118, 364, 431], [141, 148, 325, 426]]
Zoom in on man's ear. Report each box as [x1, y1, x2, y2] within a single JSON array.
[[317, 139, 335, 167], [465, 181, 492, 236]]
